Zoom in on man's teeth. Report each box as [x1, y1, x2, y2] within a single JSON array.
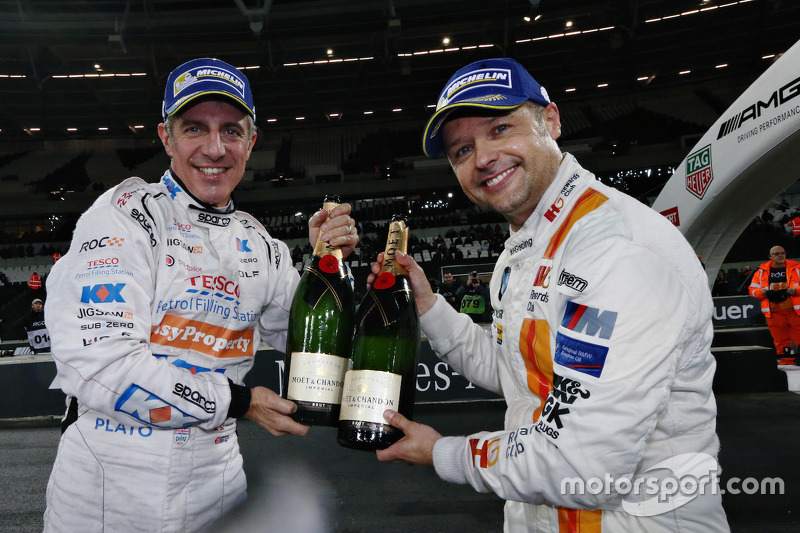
[[486, 166, 515, 187], [198, 168, 225, 175]]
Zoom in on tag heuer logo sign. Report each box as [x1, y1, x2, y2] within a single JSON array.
[[685, 145, 713, 199]]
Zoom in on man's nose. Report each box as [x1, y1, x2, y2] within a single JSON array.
[[474, 139, 497, 169], [203, 130, 225, 159]]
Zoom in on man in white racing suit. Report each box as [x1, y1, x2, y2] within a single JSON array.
[[374, 58, 729, 531], [42, 58, 358, 532]]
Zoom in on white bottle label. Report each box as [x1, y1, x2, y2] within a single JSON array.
[[287, 352, 349, 404], [339, 370, 402, 424]]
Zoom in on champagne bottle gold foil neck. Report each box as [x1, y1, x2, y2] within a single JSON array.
[[381, 219, 409, 275], [313, 200, 343, 258]]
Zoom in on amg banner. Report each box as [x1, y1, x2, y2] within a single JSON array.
[[652, 37, 800, 283]]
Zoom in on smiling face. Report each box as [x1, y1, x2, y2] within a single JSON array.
[[442, 102, 563, 231], [158, 99, 257, 207]]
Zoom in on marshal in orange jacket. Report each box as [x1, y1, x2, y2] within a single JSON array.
[[748, 259, 800, 317]]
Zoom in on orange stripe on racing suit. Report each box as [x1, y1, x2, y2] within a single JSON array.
[[529, 187, 609, 527], [557, 507, 602, 532], [519, 318, 553, 423], [522, 187, 610, 420], [544, 189, 609, 260]]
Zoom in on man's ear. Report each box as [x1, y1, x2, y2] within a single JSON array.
[[158, 122, 173, 158], [543, 102, 562, 141]]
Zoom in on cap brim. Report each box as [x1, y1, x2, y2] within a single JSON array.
[[165, 91, 255, 120], [422, 96, 529, 157]]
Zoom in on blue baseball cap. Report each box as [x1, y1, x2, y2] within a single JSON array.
[[422, 58, 550, 157], [162, 58, 255, 122]]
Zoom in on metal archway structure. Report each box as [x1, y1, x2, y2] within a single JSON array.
[[652, 38, 800, 284]]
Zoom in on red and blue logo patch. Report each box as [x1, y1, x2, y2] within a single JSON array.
[[555, 302, 618, 378]]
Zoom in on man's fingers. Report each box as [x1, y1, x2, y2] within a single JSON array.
[[384, 409, 409, 430]]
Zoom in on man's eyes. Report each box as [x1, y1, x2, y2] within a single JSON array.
[[455, 145, 472, 158]]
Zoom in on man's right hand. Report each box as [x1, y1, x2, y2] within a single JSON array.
[[366, 251, 437, 316], [245, 386, 310, 436]]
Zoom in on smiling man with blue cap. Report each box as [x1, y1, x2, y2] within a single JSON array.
[[373, 57, 730, 532], [42, 57, 359, 532]]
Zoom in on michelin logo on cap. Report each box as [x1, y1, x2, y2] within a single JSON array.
[[162, 58, 255, 121], [173, 67, 246, 98], [439, 68, 513, 109], [421, 57, 551, 157]]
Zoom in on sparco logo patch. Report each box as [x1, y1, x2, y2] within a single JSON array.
[[198, 212, 231, 227], [685, 145, 713, 200], [557, 270, 587, 292], [173, 383, 216, 413], [130, 208, 157, 247]]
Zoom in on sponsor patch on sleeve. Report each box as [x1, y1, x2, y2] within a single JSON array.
[[554, 331, 608, 378]]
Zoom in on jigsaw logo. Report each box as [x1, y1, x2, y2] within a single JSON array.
[[115, 384, 199, 428], [561, 301, 617, 340], [81, 283, 126, 304]]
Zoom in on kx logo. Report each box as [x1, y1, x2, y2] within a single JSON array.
[[81, 283, 126, 304], [163, 176, 182, 199], [561, 301, 617, 339], [115, 384, 198, 428], [237, 238, 252, 252]]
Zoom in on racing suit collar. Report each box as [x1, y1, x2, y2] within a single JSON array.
[[503, 153, 588, 260], [163, 169, 236, 214]]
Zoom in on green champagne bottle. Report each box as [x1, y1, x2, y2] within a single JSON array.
[[338, 215, 420, 450], [283, 195, 355, 426]]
